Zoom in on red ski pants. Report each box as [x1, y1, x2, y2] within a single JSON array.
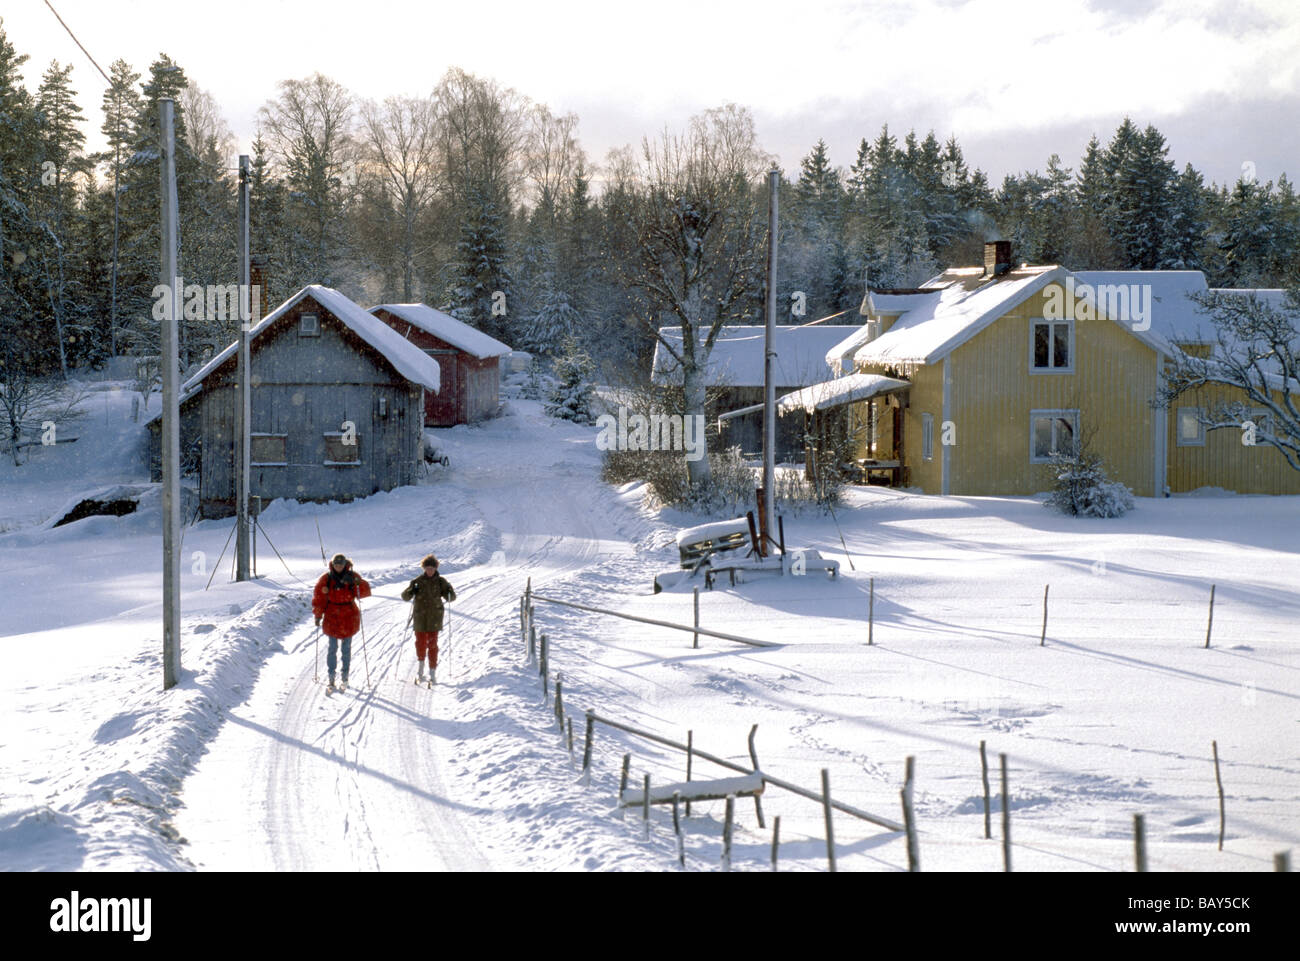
[[415, 631, 440, 669]]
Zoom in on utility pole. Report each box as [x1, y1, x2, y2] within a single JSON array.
[[159, 99, 181, 690], [761, 167, 779, 556], [235, 155, 251, 581]]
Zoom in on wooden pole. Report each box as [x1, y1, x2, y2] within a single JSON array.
[[1205, 584, 1216, 648], [747, 724, 765, 828], [771, 815, 781, 872], [566, 716, 573, 756], [619, 753, 630, 797], [1213, 739, 1226, 851], [821, 768, 836, 872], [529, 624, 536, 663], [685, 729, 694, 817], [762, 166, 778, 551], [980, 740, 992, 840], [582, 711, 594, 774], [868, 577, 874, 645], [643, 773, 651, 834], [158, 98, 181, 691], [1000, 752, 1011, 872], [235, 155, 251, 583], [673, 792, 684, 868], [723, 794, 736, 872], [901, 755, 919, 871], [1134, 813, 1147, 872], [554, 674, 563, 725], [1040, 584, 1049, 646], [1276, 851, 1291, 872], [693, 586, 700, 650]]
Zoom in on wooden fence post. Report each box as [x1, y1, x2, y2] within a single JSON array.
[[901, 755, 919, 872], [1205, 584, 1216, 648], [868, 577, 874, 645], [980, 740, 991, 840], [722, 795, 735, 872], [582, 711, 595, 777], [1040, 584, 1049, 646], [685, 730, 694, 817], [1000, 752, 1011, 872], [771, 815, 781, 872], [529, 623, 536, 663], [1275, 851, 1291, 872], [566, 717, 573, 756], [672, 791, 684, 867], [554, 674, 563, 726], [619, 753, 630, 797], [747, 724, 766, 828], [822, 768, 836, 873], [643, 773, 651, 836], [1134, 813, 1148, 872], [1213, 739, 1226, 851], [693, 586, 700, 650]]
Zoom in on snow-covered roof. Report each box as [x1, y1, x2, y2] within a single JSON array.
[[776, 373, 911, 414], [196, 286, 440, 392], [1074, 271, 1211, 345], [144, 287, 441, 426], [371, 304, 511, 359], [851, 266, 1187, 369], [651, 324, 867, 388], [853, 267, 1063, 367]]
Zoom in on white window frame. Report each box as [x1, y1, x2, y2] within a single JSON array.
[[921, 412, 934, 461], [1176, 407, 1205, 447], [1029, 318, 1074, 374], [300, 313, 320, 337], [1029, 409, 1080, 463], [250, 432, 288, 467]]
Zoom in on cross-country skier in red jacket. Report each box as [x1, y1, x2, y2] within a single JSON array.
[[313, 553, 371, 691]]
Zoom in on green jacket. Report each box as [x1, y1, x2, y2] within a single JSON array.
[[402, 572, 456, 632]]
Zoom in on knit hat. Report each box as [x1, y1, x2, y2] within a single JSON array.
[[420, 554, 438, 569]]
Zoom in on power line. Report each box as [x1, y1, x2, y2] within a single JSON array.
[[43, 0, 112, 87]]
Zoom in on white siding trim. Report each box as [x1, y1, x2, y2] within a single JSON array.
[[941, 359, 951, 495]]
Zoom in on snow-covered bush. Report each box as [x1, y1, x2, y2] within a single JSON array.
[[1044, 445, 1134, 518], [543, 338, 595, 424]]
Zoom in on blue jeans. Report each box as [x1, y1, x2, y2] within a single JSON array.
[[326, 635, 352, 680]]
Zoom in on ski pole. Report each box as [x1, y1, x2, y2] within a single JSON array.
[[313, 625, 320, 682], [359, 606, 372, 689]]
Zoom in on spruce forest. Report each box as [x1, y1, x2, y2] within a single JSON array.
[[2, 24, 1297, 390]]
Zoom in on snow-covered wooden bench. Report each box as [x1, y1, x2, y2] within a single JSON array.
[[676, 518, 752, 568], [619, 773, 765, 807]]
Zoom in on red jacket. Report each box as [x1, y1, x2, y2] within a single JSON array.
[[312, 566, 371, 638]]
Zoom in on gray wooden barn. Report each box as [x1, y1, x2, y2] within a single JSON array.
[[147, 285, 441, 518]]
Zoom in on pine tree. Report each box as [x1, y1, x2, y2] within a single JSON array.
[[1159, 163, 1209, 270], [543, 336, 595, 424], [34, 60, 88, 376]]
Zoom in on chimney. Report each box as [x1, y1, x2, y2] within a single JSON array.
[[983, 240, 1012, 278], [249, 255, 268, 323]]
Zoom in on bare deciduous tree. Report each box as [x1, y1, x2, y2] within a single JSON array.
[[360, 94, 440, 301], [1159, 288, 1300, 471], [625, 104, 773, 486]]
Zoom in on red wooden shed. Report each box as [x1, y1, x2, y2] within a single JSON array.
[[369, 304, 512, 426]]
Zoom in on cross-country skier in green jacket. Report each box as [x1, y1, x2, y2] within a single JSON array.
[[401, 554, 456, 683]]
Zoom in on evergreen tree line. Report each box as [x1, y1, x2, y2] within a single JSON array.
[[2, 21, 1297, 390]]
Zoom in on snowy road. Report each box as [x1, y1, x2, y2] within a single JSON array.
[[176, 416, 621, 870]]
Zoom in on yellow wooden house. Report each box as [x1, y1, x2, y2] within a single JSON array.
[[818, 242, 1300, 497]]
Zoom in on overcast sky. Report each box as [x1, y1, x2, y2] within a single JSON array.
[[8, 0, 1300, 189]]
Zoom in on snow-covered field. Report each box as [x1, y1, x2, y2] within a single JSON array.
[[1, 385, 1297, 874]]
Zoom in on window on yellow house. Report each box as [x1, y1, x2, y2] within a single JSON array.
[[1176, 408, 1205, 446], [1030, 410, 1078, 462], [1031, 319, 1073, 372]]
